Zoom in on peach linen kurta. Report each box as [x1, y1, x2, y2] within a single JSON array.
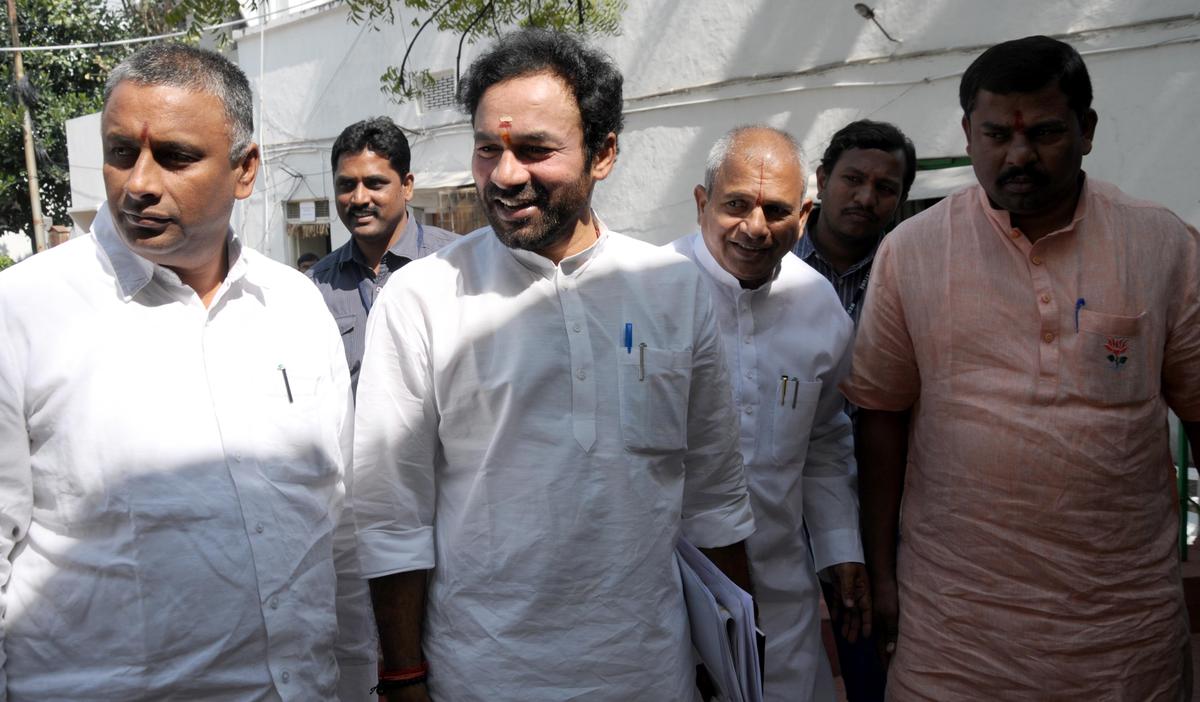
[[843, 177, 1200, 701]]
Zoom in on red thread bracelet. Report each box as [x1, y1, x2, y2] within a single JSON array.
[[379, 662, 428, 682]]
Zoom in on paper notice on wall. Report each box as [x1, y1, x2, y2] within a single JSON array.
[[299, 201, 317, 222]]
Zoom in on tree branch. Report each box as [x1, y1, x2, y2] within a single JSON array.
[[456, 0, 495, 86], [398, 0, 454, 92]]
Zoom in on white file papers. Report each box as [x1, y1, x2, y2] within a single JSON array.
[[676, 539, 764, 702]]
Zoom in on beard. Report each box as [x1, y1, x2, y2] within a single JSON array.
[[482, 171, 592, 253]]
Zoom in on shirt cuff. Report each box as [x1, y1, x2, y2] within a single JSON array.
[[809, 527, 864, 573], [356, 526, 435, 579], [681, 495, 756, 549], [337, 660, 377, 702]]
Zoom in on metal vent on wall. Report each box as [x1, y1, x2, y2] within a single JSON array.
[[420, 71, 457, 112], [285, 199, 330, 220]]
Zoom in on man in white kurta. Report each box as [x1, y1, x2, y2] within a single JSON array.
[[353, 29, 755, 702], [0, 45, 375, 701], [354, 223, 755, 700], [672, 126, 866, 702]]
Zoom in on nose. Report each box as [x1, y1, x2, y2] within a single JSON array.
[[1006, 133, 1038, 168], [740, 205, 768, 240], [851, 183, 879, 209], [491, 149, 530, 190], [349, 182, 371, 206], [124, 149, 161, 202]]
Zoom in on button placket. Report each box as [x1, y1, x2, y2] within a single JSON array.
[[557, 272, 596, 451]]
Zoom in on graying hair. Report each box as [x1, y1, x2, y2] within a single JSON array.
[[103, 43, 254, 162], [703, 125, 807, 199]]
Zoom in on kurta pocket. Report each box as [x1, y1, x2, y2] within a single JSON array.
[[617, 347, 692, 452], [771, 379, 821, 464], [1072, 309, 1153, 405]]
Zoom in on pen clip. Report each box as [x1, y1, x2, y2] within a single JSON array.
[[638, 343, 647, 381]]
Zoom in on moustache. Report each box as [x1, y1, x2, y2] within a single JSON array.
[[996, 166, 1049, 187], [841, 206, 877, 223], [347, 206, 379, 218], [484, 181, 545, 208]]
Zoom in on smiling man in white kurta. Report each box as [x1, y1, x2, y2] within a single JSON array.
[[353, 30, 755, 702], [672, 126, 868, 702]]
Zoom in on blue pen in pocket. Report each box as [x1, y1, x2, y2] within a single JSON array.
[[1075, 298, 1086, 332], [624, 322, 633, 353]]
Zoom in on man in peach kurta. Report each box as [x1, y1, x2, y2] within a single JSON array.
[[846, 36, 1200, 700]]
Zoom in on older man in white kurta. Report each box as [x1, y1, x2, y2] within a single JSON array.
[[674, 126, 866, 702]]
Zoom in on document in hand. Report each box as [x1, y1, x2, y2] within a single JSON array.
[[675, 539, 764, 702]]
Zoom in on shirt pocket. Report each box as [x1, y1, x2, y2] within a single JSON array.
[[250, 364, 340, 485], [1073, 309, 1153, 405], [772, 379, 821, 464], [617, 346, 692, 453]]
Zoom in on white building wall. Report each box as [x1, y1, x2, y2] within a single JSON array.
[[61, 1, 1197, 258]]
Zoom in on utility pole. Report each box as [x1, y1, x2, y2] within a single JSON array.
[[6, 0, 46, 252]]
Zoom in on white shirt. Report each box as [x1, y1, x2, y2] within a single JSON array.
[[0, 206, 376, 701], [354, 224, 755, 702], [672, 233, 862, 702]]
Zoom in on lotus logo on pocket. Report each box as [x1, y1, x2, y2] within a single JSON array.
[[1104, 336, 1129, 370]]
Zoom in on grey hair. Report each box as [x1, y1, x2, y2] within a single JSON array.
[[103, 43, 254, 162], [703, 125, 807, 199]]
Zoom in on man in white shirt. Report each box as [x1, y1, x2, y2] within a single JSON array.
[[670, 126, 869, 702], [0, 44, 374, 701], [354, 29, 755, 702]]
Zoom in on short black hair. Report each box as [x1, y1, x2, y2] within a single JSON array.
[[330, 117, 411, 177], [297, 252, 319, 266], [959, 35, 1093, 124], [457, 28, 624, 164], [820, 119, 917, 200]]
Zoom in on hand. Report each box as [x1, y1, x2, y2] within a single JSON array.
[[871, 572, 899, 669], [378, 682, 432, 702], [825, 562, 872, 643]]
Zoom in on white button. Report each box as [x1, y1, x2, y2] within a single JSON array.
[[744, 406, 753, 415], [255, 522, 264, 533], [743, 337, 751, 344], [281, 671, 290, 683], [573, 323, 582, 332], [233, 454, 242, 462], [745, 371, 753, 379], [576, 369, 587, 380], [270, 598, 279, 610]]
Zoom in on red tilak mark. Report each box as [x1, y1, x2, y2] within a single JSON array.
[[139, 123, 150, 143], [754, 160, 765, 208], [1012, 110, 1025, 132], [498, 118, 512, 147]]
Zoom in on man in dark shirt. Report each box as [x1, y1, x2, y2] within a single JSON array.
[[794, 120, 915, 327], [795, 119, 914, 702], [309, 117, 458, 391]]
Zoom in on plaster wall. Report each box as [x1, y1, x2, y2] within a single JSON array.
[[225, 1, 1200, 254]]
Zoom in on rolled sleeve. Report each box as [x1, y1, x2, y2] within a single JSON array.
[[1163, 222, 1200, 421], [680, 283, 755, 548], [842, 235, 921, 412], [352, 284, 439, 578]]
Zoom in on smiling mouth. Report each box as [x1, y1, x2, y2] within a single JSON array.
[[493, 198, 539, 220]]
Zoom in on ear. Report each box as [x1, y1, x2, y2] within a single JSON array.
[[693, 184, 709, 225], [961, 114, 973, 157], [815, 165, 829, 200], [1079, 108, 1098, 156], [589, 132, 619, 181], [402, 172, 416, 202], [797, 198, 814, 233], [233, 144, 260, 200]]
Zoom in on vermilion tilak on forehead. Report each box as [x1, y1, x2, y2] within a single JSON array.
[[140, 123, 150, 143], [754, 160, 765, 208], [1012, 110, 1025, 132], [498, 116, 513, 147]]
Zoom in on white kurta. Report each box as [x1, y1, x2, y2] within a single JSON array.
[[354, 225, 756, 702], [671, 233, 863, 702], [0, 206, 376, 701]]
